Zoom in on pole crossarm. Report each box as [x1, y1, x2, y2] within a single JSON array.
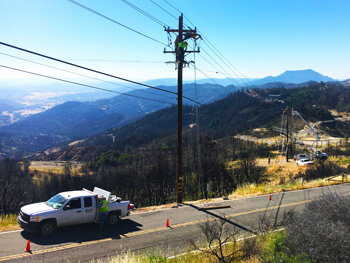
[[164, 29, 197, 33], [163, 49, 200, 54]]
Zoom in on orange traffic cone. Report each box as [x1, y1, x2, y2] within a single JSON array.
[[25, 240, 31, 252], [269, 194, 272, 200], [165, 218, 170, 227]]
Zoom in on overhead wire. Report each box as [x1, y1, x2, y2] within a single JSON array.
[[0, 42, 204, 106], [197, 68, 226, 75], [0, 64, 175, 105], [181, 42, 233, 94], [66, 58, 166, 63], [182, 15, 253, 87], [162, 0, 182, 14], [149, 0, 178, 20], [0, 52, 176, 100], [120, 0, 177, 48], [195, 66, 232, 93], [186, 42, 234, 93], [0, 42, 173, 94], [162, 0, 256, 89], [200, 36, 257, 88], [67, 0, 168, 46], [200, 47, 242, 87], [120, 0, 167, 27], [201, 40, 255, 88], [124, 0, 233, 95]]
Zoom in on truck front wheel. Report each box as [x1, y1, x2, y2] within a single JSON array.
[[39, 220, 56, 236], [108, 213, 120, 226]]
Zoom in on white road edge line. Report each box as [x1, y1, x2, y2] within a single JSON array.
[[0, 230, 21, 235]]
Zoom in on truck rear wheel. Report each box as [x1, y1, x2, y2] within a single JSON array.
[[39, 220, 56, 236], [108, 213, 120, 226]]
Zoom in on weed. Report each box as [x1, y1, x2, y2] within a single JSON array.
[[0, 214, 19, 231]]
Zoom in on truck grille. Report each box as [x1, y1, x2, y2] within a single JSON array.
[[20, 210, 30, 222]]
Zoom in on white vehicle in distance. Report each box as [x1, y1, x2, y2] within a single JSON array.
[[296, 159, 314, 165], [294, 153, 310, 161], [18, 187, 135, 236]]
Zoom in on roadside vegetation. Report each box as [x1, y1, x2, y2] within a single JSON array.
[[91, 193, 350, 263], [1, 140, 349, 232], [0, 214, 19, 231]]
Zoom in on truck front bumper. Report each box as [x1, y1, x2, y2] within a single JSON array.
[[18, 215, 40, 233]]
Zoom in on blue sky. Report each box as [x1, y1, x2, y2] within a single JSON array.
[[1, 0, 349, 85]]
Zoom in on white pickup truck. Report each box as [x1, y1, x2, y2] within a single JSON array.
[[18, 187, 135, 236]]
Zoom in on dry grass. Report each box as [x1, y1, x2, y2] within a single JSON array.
[[135, 157, 347, 213], [90, 249, 171, 263], [231, 177, 346, 199], [29, 164, 83, 184], [0, 214, 20, 232], [230, 156, 347, 198], [91, 240, 248, 263]]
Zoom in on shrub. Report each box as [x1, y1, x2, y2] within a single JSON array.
[[295, 160, 341, 181], [284, 193, 350, 262]]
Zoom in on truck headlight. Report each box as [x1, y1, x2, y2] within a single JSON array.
[[30, 216, 39, 222]]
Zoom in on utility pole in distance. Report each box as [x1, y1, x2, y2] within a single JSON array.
[[164, 14, 200, 204]]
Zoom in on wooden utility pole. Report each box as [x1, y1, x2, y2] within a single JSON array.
[[286, 111, 289, 162], [164, 14, 199, 203]]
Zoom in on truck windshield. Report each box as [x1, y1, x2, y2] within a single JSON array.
[[46, 194, 68, 209]]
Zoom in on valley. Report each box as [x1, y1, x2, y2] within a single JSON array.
[[1, 74, 350, 263]]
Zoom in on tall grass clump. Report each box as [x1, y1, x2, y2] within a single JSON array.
[[90, 250, 168, 263], [0, 214, 19, 231]]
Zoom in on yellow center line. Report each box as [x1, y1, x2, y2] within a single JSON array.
[[0, 199, 312, 262]]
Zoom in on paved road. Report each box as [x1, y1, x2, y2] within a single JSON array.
[[1, 184, 349, 263]]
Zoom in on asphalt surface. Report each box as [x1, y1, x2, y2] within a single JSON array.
[[0, 183, 349, 263]]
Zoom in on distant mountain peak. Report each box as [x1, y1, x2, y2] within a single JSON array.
[[253, 69, 333, 85]]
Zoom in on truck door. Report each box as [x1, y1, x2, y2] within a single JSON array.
[[60, 197, 83, 226], [81, 197, 96, 223]]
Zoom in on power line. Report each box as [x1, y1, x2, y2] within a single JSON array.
[[162, 0, 182, 14], [0, 52, 175, 100], [162, 0, 255, 88], [200, 47, 242, 87], [0, 42, 204, 106], [201, 40, 255, 88], [195, 66, 232, 94], [193, 30, 255, 88], [197, 68, 226, 75], [0, 64, 175, 105], [0, 41, 175, 94], [121, 0, 167, 27], [189, 39, 243, 88], [67, 0, 168, 46], [201, 37, 257, 88], [67, 59, 165, 63], [149, 0, 178, 20]]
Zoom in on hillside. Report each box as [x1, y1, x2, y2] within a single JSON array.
[[0, 99, 24, 126], [0, 83, 236, 159], [43, 82, 350, 161], [0, 71, 345, 160]]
